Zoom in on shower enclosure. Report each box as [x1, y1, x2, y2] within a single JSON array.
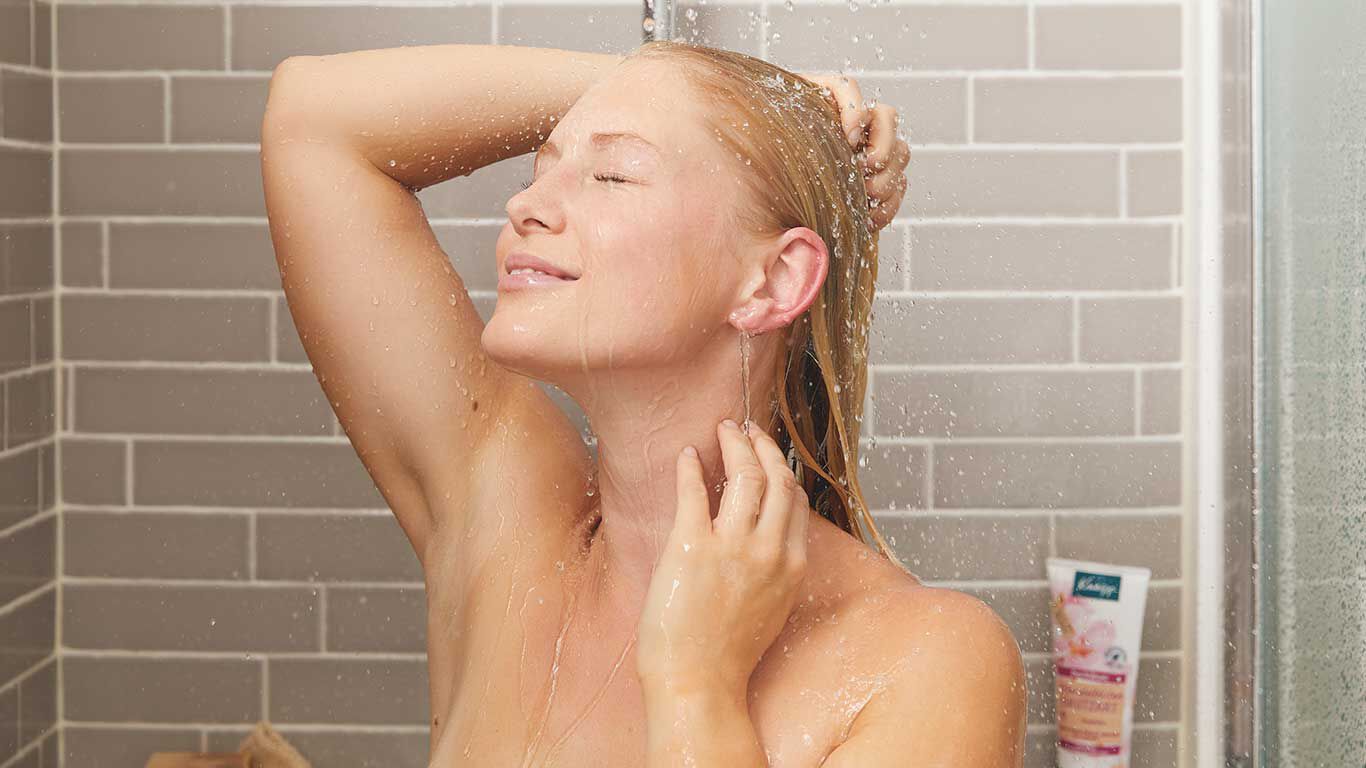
[[1253, 0, 1366, 764], [0, 0, 1363, 764], [1209, 0, 1366, 765]]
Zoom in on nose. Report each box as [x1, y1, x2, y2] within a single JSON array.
[[506, 175, 561, 235]]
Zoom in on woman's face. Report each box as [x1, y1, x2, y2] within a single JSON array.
[[483, 58, 762, 386]]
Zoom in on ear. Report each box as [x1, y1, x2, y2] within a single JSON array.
[[728, 227, 829, 335]]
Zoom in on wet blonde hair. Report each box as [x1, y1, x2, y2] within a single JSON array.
[[624, 40, 907, 571]]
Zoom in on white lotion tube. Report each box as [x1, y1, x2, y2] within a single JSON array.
[[1045, 558, 1152, 768]]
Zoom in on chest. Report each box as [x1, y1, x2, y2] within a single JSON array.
[[423, 565, 869, 767]]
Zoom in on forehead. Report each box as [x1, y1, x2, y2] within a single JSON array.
[[540, 61, 703, 159]]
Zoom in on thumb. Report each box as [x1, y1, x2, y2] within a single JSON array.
[[674, 446, 712, 537]]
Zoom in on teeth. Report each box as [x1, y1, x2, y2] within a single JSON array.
[[509, 268, 553, 276]]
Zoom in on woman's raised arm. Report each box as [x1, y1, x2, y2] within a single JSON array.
[[257, 45, 621, 565]]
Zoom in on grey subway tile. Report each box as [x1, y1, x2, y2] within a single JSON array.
[[1080, 296, 1181, 363], [910, 223, 1171, 291], [61, 294, 272, 363], [1054, 513, 1182, 578], [58, 221, 103, 289], [935, 442, 1181, 508], [1035, 5, 1182, 71], [171, 75, 272, 144], [57, 5, 224, 71], [870, 297, 1073, 366], [326, 586, 427, 653], [1127, 149, 1183, 216], [63, 511, 249, 580], [231, 6, 490, 71], [73, 367, 333, 436], [268, 657, 427, 725], [256, 512, 423, 583], [57, 76, 164, 144], [60, 148, 265, 217], [907, 149, 1120, 218], [64, 655, 260, 723], [59, 438, 126, 506], [132, 440, 388, 509], [875, 513, 1048, 580], [768, 5, 1027, 72], [62, 584, 320, 652], [873, 370, 1134, 438]]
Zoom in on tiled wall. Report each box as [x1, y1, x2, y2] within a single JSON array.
[[33, 1, 1187, 766], [1, 0, 60, 764]]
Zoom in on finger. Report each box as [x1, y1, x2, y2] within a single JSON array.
[[831, 75, 869, 149], [868, 190, 897, 231], [786, 486, 810, 568], [745, 422, 797, 545], [861, 105, 899, 177], [805, 73, 868, 148], [869, 173, 908, 230], [675, 445, 713, 536], [715, 419, 766, 534], [866, 161, 906, 205], [865, 138, 910, 194], [867, 153, 909, 229]]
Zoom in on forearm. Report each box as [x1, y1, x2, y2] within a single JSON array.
[[262, 44, 625, 189], [643, 681, 767, 768]]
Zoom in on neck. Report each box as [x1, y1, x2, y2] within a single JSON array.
[[557, 331, 783, 614]]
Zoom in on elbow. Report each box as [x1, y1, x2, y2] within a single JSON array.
[[260, 56, 325, 141]]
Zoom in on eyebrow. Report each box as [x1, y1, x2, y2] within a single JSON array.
[[537, 131, 662, 160]]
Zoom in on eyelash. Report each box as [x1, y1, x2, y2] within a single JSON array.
[[519, 173, 630, 190]]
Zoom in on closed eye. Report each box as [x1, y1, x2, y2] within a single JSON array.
[[519, 172, 631, 191]]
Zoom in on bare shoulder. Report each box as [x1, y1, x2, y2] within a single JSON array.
[[835, 574, 1028, 766], [796, 530, 1028, 766]]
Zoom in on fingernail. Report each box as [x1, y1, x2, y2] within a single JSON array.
[[683, 445, 698, 457], [722, 418, 738, 429]]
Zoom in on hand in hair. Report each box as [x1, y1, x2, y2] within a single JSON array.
[[634, 418, 811, 699], [801, 72, 912, 232]]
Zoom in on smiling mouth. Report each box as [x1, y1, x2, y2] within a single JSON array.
[[507, 268, 576, 279]]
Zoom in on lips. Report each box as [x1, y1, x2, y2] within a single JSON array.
[[505, 251, 579, 280]]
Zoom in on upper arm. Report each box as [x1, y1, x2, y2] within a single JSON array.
[[259, 57, 556, 563], [821, 589, 1027, 768]]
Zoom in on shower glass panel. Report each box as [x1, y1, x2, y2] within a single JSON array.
[[1258, 0, 1366, 764]]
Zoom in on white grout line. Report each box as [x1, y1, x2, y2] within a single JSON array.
[[1134, 368, 1144, 433], [223, 4, 232, 71], [1119, 147, 1129, 217], [1072, 295, 1082, 361], [1, 138, 1190, 151], [64, 648, 426, 661], [319, 584, 328, 652], [99, 219, 109, 287], [162, 72, 171, 142], [0, 213, 1187, 225], [261, 655, 270, 719], [247, 511, 257, 579], [50, 3, 67, 761], [63, 576, 424, 588]]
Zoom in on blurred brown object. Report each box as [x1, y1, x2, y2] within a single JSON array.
[[235, 721, 312, 768], [145, 754, 249, 768], [145, 722, 312, 768]]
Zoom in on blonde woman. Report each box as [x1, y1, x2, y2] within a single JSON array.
[[260, 41, 1025, 767]]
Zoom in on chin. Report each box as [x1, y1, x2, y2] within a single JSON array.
[[479, 315, 576, 382]]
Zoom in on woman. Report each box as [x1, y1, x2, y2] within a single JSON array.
[[260, 40, 1025, 767]]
